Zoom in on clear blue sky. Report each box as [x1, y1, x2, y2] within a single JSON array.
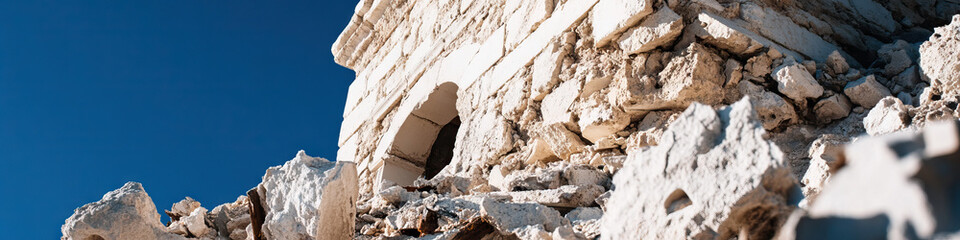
[[0, 1, 357, 238]]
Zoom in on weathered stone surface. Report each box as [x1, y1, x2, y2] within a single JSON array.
[[625, 43, 725, 111], [62, 182, 187, 240], [774, 62, 824, 103], [844, 75, 892, 108], [863, 97, 910, 136], [601, 98, 797, 239], [591, 0, 654, 47], [616, 7, 683, 54], [256, 150, 358, 240], [920, 15, 960, 97], [541, 79, 582, 127]]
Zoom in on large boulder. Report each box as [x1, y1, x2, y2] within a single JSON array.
[[600, 98, 798, 239], [62, 182, 187, 240], [254, 150, 359, 240]]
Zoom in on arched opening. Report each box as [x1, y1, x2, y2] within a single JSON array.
[[424, 116, 460, 179], [374, 81, 460, 189]]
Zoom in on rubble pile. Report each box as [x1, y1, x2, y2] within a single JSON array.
[[62, 0, 960, 239]]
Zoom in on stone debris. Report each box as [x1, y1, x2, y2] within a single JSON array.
[[65, 0, 960, 238]]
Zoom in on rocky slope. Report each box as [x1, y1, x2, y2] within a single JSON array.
[[63, 0, 960, 239]]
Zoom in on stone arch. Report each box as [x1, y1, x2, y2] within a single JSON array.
[[372, 81, 461, 190]]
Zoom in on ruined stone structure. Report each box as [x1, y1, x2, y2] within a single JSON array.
[[63, 0, 960, 239]]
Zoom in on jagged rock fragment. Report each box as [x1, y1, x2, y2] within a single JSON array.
[[738, 81, 798, 130], [62, 182, 187, 240], [616, 7, 683, 54], [774, 62, 824, 103], [814, 94, 853, 123], [255, 150, 358, 240], [625, 43, 725, 111], [863, 97, 910, 136], [591, 0, 654, 47], [600, 98, 797, 239], [844, 75, 892, 108], [920, 15, 960, 97]]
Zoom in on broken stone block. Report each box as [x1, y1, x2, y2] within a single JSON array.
[[780, 121, 960, 239], [532, 40, 568, 100], [541, 79, 582, 127], [256, 150, 358, 240], [863, 97, 910, 136], [724, 59, 743, 87], [844, 75, 893, 108], [600, 98, 797, 239], [625, 43, 725, 111], [479, 198, 570, 236], [920, 15, 960, 97], [693, 12, 765, 56], [591, 0, 654, 47], [566, 207, 602, 239], [738, 81, 798, 130], [745, 50, 774, 77], [562, 164, 608, 187], [182, 207, 212, 237], [208, 196, 251, 240], [774, 62, 825, 102], [814, 94, 853, 123], [531, 123, 587, 161], [825, 50, 849, 75], [799, 136, 847, 201], [616, 6, 683, 54], [577, 99, 631, 143], [62, 182, 187, 240]]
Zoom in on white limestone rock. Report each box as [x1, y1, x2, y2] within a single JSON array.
[[577, 97, 631, 143], [591, 0, 654, 47], [542, 79, 583, 127], [480, 198, 570, 236], [625, 43, 726, 111], [255, 150, 359, 240], [616, 6, 683, 54], [844, 75, 893, 108], [738, 80, 798, 130], [863, 97, 910, 136], [773, 62, 824, 103], [600, 98, 797, 239], [693, 12, 765, 56], [62, 182, 187, 240], [920, 15, 960, 97]]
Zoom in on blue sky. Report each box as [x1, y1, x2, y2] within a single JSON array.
[[0, 1, 357, 238]]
